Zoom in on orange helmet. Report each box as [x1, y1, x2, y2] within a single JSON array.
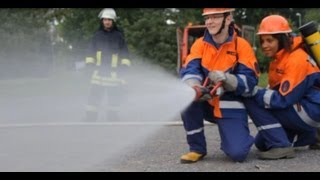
[[202, 8, 235, 16], [257, 15, 292, 35]]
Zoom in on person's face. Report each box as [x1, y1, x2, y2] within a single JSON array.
[[259, 34, 279, 58], [204, 13, 230, 35], [102, 18, 113, 30]]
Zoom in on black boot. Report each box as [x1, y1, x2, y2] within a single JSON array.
[[309, 128, 320, 150]]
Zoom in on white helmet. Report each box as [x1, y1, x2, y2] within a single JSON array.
[[98, 8, 117, 21]]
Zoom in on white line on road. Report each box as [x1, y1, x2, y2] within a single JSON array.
[[0, 119, 252, 129], [0, 121, 187, 128]]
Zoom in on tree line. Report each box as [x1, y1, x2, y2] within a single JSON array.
[[0, 8, 318, 78]]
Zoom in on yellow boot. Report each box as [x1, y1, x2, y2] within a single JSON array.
[[180, 152, 206, 164]]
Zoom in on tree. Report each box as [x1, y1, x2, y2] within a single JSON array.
[[0, 8, 53, 78], [2, 8, 313, 77], [304, 8, 320, 26], [117, 8, 203, 73]]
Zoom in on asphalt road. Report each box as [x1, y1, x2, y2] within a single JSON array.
[[1, 113, 320, 172], [99, 123, 320, 172]]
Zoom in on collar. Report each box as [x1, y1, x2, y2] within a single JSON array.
[[203, 27, 235, 49]]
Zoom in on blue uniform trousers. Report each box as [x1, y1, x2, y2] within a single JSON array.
[[243, 98, 316, 151], [181, 101, 254, 162]]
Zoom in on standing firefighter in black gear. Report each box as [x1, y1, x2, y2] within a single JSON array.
[[84, 8, 131, 121]]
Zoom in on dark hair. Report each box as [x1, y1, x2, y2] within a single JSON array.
[[259, 33, 293, 52], [272, 33, 293, 52]]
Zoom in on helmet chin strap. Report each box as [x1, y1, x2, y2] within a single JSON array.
[[213, 13, 228, 36]]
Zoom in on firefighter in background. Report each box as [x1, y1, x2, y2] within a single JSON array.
[[84, 8, 131, 121], [243, 15, 320, 160], [179, 8, 259, 163]]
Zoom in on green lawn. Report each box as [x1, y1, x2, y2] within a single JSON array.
[[258, 72, 268, 87]]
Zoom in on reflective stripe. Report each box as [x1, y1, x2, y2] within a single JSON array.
[[293, 104, 320, 128], [257, 123, 282, 131], [96, 51, 102, 66], [91, 79, 126, 86], [91, 70, 99, 80], [121, 58, 131, 66], [263, 89, 274, 108], [238, 74, 249, 93], [111, 54, 118, 68], [182, 74, 203, 82], [86, 105, 98, 112], [91, 80, 119, 86], [90, 70, 126, 86], [186, 127, 204, 135], [219, 101, 245, 109], [85, 57, 95, 64], [91, 79, 102, 85]]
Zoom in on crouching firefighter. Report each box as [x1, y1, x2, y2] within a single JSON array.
[[243, 15, 320, 160], [84, 8, 131, 121], [179, 8, 260, 163]]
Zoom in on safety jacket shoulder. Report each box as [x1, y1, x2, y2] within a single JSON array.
[[269, 36, 320, 95], [255, 36, 320, 110], [180, 28, 259, 97]]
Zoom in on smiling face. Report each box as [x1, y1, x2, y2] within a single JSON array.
[[204, 13, 232, 36], [259, 34, 279, 58]]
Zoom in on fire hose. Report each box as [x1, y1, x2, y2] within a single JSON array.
[[193, 77, 222, 101]]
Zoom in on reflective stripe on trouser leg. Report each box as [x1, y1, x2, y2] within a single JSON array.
[[216, 101, 254, 162], [181, 101, 207, 154], [243, 98, 291, 151], [293, 104, 320, 128], [91, 70, 126, 87], [271, 105, 317, 147], [86, 72, 107, 121]]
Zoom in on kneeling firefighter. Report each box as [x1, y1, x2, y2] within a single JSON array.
[[243, 15, 320, 160], [84, 8, 131, 121], [179, 8, 260, 163]]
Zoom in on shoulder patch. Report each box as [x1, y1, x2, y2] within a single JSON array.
[[281, 80, 290, 93]]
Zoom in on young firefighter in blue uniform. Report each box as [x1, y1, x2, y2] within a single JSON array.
[[179, 8, 259, 163], [244, 15, 320, 160], [84, 8, 131, 121]]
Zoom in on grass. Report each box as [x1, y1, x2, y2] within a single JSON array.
[[258, 72, 268, 87]]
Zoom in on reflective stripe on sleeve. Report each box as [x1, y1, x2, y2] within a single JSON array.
[[96, 51, 102, 66], [121, 58, 131, 66], [263, 89, 274, 108], [85, 57, 95, 64]]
